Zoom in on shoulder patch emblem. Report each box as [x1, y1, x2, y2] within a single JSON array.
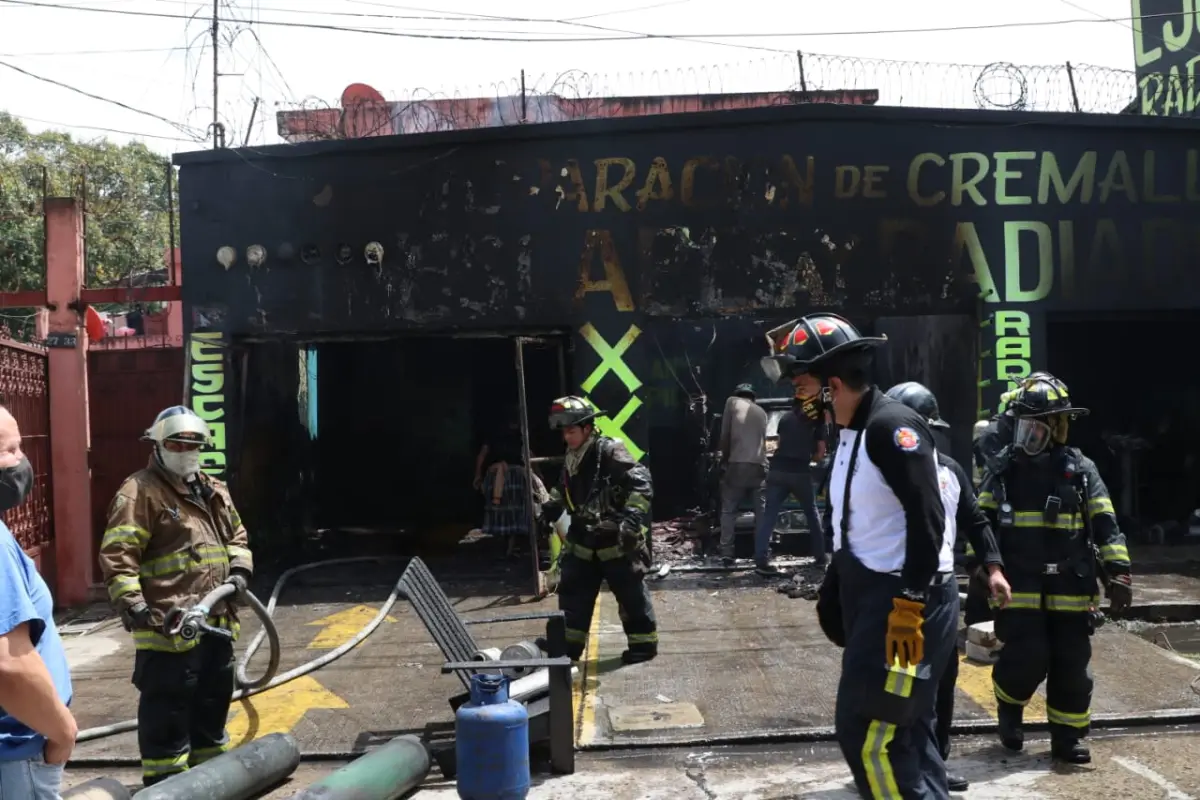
[[894, 426, 921, 452], [111, 494, 128, 514]]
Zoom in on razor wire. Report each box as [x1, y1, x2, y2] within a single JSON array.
[[272, 52, 1141, 142]]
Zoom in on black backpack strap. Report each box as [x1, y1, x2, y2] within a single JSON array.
[[839, 430, 866, 554]]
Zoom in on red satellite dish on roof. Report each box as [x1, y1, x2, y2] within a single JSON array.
[[85, 305, 105, 342], [341, 83, 386, 106]]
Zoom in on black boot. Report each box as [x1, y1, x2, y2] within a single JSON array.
[[621, 648, 657, 665], [947, 772, 969, 792], [997, 701, 1024, 752], [1051, 737, 1091, 764]]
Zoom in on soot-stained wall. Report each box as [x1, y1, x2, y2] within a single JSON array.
[[175, 104, 1200, 487]]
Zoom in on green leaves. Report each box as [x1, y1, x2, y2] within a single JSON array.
[[0, 112, 175, 296]]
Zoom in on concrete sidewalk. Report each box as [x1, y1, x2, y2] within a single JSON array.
[[66, 729, 1200, 799]]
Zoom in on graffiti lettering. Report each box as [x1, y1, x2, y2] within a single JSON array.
[[189, 332, 227, 478], [991, 310, 1032, 414], [575, 229, 634, 311]]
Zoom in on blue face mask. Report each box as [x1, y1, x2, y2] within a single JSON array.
[[0, 456, 33, 511]]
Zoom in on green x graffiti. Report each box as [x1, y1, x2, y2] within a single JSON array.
[[591, 396, 645, 462], [580, 323, 643, 394]]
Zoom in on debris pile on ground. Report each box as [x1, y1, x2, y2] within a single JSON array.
[[652, 516, 703, 564], [776, 563, 828, 600]]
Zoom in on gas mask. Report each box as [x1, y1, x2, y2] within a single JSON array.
[[1012, 417, 1052, 456], [0, 456, 34, 511], [159, 447, 202, 479]]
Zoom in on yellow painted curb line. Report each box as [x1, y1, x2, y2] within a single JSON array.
[[572, 593, 604, 746]]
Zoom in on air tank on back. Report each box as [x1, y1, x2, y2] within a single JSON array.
[[455, 673, 530, 800]]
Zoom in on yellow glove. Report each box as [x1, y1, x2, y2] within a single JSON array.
[[886, 596, 925, 669]]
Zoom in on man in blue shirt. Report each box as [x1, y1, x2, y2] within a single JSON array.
[[0, 404, 76, 799]]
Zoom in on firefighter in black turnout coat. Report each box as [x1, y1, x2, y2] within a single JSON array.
[[978, 374, 1133, 764], [765, 314, 957, 799], [541, 396, 659, 664]]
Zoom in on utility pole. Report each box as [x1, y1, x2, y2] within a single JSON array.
[[211, 0, 224, 149]]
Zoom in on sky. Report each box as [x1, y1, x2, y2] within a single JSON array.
[[0, 0, 1145, 156]]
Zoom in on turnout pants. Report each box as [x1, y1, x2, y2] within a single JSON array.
[[558, 549, 658, 660], [934, 646, 958, 761], [992, 609, 1093, 740], [132, 635, 236, 786], [834, 549, 959, 800]]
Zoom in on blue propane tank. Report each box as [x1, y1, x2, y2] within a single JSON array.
[[455, 673, 531, 800]]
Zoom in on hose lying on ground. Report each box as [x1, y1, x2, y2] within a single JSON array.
[[75, 557, 405, 745]]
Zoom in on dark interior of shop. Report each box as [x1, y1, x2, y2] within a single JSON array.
[[1048, 312, 1200, 540], [313, 335, 568, 542]]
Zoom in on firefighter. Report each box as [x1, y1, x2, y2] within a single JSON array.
[[541, 396, 658, 664], [978, 374, 1132, 764], [98, 406, 254, 787], [886, 381, 1011, 793], [766, 314, 957, 799]]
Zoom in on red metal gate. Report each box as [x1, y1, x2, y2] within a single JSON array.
[[0, 337, 53, 571], [88, 344, 185, 581]]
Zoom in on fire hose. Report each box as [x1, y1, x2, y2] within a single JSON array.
[[75, 556, 406, 747]]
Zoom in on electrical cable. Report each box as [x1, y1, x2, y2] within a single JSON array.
[[7, 112, 199, 142], [73, 556, 407, 754], [0, 60, 205, 140], [0, 0, 1191, 43]]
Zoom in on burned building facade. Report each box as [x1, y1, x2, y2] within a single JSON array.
[[174, 104, 1200, 536]]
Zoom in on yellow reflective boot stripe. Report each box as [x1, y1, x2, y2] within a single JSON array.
[[993, 681, 1029, 707], [1046, 706, 1090, 728], [101, 524, 150, 549], [142, 753, 189, 778], [862, 720, 902, 799], [189, 743, 229, 765], [565, 628, 589, 644], [1088, 497, 1115, 516], [107, 575, 142, 603], [627, 632, 658, 644], [1044, 594, 1095, 612]]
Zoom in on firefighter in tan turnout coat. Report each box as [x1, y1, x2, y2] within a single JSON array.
[[98, 405, 254, 787]]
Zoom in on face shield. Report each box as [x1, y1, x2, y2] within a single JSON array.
[[1013, 417, 1052, 456], [760, 356, 784, 383]]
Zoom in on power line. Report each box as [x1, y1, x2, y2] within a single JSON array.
[[0, 0, 1191, 43], [0, 46, 189, 57], [0, 59, 206, 140], [4, 112, 197, 142]]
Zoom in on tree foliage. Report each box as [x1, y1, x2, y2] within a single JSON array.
[[0, 112, 176, 294]]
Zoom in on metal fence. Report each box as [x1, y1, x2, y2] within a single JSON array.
[[0, 336, 52, 555]]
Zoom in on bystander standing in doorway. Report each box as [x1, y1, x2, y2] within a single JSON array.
[[718, 384, 768, 566], [473, 413, 549, 557], [756, 393, 828, 575], [0, 403, 76, 799]]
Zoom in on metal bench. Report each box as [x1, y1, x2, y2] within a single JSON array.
[[398, 557, 575, 775]]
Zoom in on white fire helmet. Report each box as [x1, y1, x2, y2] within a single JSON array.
[[143, 405, 211, 446]]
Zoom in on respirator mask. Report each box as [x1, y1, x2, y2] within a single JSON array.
[[794, 378, 832, 422], [0, 456, 34, 511], [159, 446, 202, 478], [1012, 417, 1052, 456]]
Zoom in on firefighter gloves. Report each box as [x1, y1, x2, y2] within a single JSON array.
[[886, 596, 926, 669], [1107, 574, 1133, 614], [122, 602, 152, 632]]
